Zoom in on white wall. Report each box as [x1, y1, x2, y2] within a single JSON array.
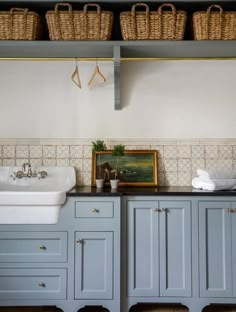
[[0, 60, 235, 139]]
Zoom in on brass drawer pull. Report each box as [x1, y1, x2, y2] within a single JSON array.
[[39, 245, 47, 250], [92, 208, 99, 213], [76, 239, 83, 244], [38, 282, 46, 287]]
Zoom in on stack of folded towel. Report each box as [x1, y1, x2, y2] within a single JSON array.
[[192, 169, 236, 191]]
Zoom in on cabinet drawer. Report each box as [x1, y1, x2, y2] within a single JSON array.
[[75, 201, 114, 218], [0, 232, 67, 263], [0, 268, 66, 300]]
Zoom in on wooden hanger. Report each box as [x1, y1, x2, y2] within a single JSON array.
[[88, 60, 106, 87], [71, 59, 82, 89]]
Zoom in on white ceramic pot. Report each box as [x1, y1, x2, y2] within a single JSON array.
[[96, 179, 104, 189], [110, 179, 119, 189]]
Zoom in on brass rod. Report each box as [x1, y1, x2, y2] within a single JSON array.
[[0, 57, 235, 61], [0, 57, 114, 61], [121, 57, 236, 61]]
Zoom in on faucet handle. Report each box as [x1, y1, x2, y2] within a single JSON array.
[[38, 171, 47, 179], [16, 171, 24, 178]]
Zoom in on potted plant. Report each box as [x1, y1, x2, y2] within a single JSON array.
[[110, 144, 125, 189], [92, 140, 107, 188]]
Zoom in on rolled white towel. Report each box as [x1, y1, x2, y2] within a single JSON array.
[[192, 176, 236, 191], [197, 168, 236, 179]]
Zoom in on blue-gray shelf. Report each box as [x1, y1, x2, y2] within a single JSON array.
[[0, 40, 236, 58], [1, 40, 235, 111]]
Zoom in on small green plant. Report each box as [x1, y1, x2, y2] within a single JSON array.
[[111, 144, 125, 179], [92, 140, 107, 179], [92, 140, 107, 152]]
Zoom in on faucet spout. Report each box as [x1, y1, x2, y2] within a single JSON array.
[[22, 162, 32, 177]]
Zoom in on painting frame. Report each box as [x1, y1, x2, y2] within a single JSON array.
[[92, 150, 158, 187]]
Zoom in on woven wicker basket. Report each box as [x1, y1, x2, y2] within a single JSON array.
[[193, 4, 236, 40], [46, 3, 113, 40], [120, 3, 187, 40], [0, 8, 41, 40]]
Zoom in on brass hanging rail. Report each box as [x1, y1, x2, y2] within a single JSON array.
[[0, 57, 235, 61], [120, 57, 236, 61]]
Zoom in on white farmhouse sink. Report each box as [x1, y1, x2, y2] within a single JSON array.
[[0, 166, 76, 224]]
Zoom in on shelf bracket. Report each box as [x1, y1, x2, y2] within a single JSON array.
[[113, 46, 121, 110]]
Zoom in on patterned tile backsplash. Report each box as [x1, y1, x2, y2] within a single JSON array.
[[0, 138, 236, 186]]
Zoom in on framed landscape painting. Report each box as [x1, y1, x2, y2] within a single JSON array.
[[92, 150, 158, 187]]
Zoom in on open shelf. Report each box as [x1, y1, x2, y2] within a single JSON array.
[[120, 41, 236, 58], [1, 40, 236, 59], [0, 40, 236, 110], [0, 41, 115, 58], [0, 0, 236, 109]]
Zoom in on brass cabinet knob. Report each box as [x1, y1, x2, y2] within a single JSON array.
[[92, 208, 97, 212], [38, 282, 46, 287], [76, 239, 83, 244], [39, 245, 47, 250]]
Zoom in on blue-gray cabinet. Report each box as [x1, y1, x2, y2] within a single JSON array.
[[0, 231, 68, 303], [199, 201, 236, 298], [232, 202, 236, 298], [0, 231, 67, 263], [127, 200, 159, 297], [159, 200, 191, 297], [0, 268, 67, 300], [0, 196, 121, 312], [3, 192, 236, 312], [126, 198, 192, 298], [71, 197, 121, 312], [75, 231, 113, 300]]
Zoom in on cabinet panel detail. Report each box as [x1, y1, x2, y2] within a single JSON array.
[[127, 201, 159, 297], [0, 268, 66, 300], [0, 231, 67, 263], [159, 201, 191, 297], [232, 201, 236, 297], [199, 201, 232, 297], [75, 231, 113, 300]]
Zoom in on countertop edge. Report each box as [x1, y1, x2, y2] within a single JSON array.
[[67, 186, 236, 197]]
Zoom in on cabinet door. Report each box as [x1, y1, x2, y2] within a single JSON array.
[[75, 231, 113, 300], [127, 200, 159, 297], [199, 201, 232, 297], [231, 202, 236, 296], [159, 201, 191, 297]]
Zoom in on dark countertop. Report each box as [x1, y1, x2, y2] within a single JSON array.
[[67, 186, 236, 197]]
